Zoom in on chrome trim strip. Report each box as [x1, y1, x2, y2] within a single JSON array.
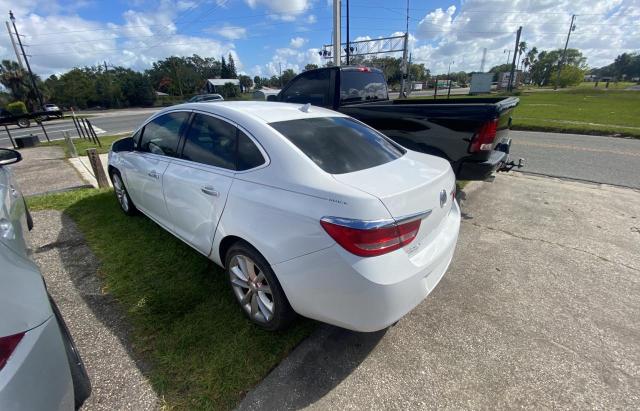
[[321, 209, 432, 230]]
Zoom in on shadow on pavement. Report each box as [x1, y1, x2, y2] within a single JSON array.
[[238, 325, 387, 410]]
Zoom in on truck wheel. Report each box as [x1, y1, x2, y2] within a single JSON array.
[[17, 118, 30, 128]]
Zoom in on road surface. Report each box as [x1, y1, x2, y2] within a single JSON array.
[[0, 108, 157, 148], [509, 130, 640, 189], [3, 109, 638, 189]]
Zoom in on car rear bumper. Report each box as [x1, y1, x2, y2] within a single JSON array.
[[455, 138, 511, 180], [0, 317, 74, 411], [273, 201, 461, 332]]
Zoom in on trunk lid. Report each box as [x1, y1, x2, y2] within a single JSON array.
[[332, 151, 456, 247]]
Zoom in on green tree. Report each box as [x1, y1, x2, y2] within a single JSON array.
[[220, 56, 230, 78], [0, 60, 29, 101], [304, 64, 319, 71], [238, 74, 253, 91], [227, 54, 237, 78], [551, 65, 585, 88], [280, 68, 297, 87], [529, 48, 586, 86], [220, 82, 239, 98], [253, 76, 262, 89]]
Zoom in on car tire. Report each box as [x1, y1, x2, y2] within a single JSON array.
[[49, 296, 91, 410], [17, 118, 30, 128], [225, 242, 296, 331], [110, 170, 137, 216]]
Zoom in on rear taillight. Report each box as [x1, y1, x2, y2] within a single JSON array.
[[0, 332, 25, 371], [320, 218, 421, 257], [470, 118, 498, 152]]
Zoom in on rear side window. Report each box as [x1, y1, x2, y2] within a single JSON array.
[[280, 69, 331, 107], [138, 112, 188, 157], [236, 130, 265, 171], [270, 117, 404, 174], [182, 114, 237, 170], [340, 70, 388, 105]]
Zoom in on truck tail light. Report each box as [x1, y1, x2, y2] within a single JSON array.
[[470, 118, 498, 152], [320, 218, 421, 257], [0, 332, 25, 371]]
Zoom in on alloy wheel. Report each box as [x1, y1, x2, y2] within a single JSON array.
[[112, 174, 129, 212], [229, 254, 275, 323]]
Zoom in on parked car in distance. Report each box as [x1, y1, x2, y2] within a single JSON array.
[[108, 101, 461, 332], [0, 148, 91, 410], [43, 103, 64, 119], [186, 94, 224, 103], [268, 66, 523, 180]]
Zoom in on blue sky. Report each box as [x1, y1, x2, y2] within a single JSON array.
[[2, 0, 638, 78]]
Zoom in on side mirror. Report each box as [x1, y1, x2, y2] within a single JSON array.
[[111, 137, 134, 152], [0, 148, 22, 166], [266, 95, 278, 102]]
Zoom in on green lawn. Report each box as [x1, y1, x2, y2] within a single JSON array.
[[28, 189, 315, 410], [412, 87, 640, 137], [41, 134, 127, 157], [513, 88, 640, 137]]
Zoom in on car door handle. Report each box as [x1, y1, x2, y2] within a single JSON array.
[[147, 170, 159, 179], [201, 186, 220, 197]]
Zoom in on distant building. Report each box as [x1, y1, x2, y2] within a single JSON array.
[[204, 78, 242, 94], [584, 74, 597, 82], [252, 87, 281, 100]]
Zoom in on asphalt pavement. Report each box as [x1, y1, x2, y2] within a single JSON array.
[[0, 108, 157, 148], [238, 173, 640, 410], [510, 130, 640, 189]]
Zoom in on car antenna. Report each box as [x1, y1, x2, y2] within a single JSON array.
[[299, 103, 311, 113]]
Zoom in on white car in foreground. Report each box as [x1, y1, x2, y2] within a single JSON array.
[[108, 101, 460, 332]]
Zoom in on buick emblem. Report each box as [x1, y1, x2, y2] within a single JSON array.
[[439, 189, 447, 208]]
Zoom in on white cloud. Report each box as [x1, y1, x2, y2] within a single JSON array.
[[305, 14, 317, 24], [290, 37, 307, 48], [214, 25, 247, 40], [0, 1, 242, 76], [246, 0, 311, 21], [407, 0, 638, 73]]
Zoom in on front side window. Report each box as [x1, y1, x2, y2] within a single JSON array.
[[138, 112, 189, 157], [280, 69, 331, 107], [270, 116, 404, 174], [182, 114, 237, 170]]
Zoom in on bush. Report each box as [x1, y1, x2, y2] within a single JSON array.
[[551, 65, 584, 88], [6, 101, 27, 114], [220, 83, 239, 99]]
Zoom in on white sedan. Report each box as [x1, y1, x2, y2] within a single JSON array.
[[108, 101, 460, 332]]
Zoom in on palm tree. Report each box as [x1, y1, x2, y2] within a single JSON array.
[[516, 41, 527, 71], [526, 47, 539, 73], [0, 60, 29, 101]]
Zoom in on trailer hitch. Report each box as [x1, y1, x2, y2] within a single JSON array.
[[498, 157, 525, 172]]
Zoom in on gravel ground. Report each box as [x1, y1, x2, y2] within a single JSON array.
[[238, 173, 640, 410], [30, 210, 159, 410]]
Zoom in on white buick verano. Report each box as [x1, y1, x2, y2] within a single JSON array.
[[108, 101, 460, 332]]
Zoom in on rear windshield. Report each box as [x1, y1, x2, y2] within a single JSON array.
[[340, 70, 388, 105], [270, 116, 404, 174]]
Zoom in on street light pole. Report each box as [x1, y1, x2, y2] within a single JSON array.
[[9, 10, 44, 110], [554, 14, 576, 90]]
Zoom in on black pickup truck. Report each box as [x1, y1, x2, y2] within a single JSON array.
[[0, 108, 64, 129], [268, 66, 522, 180]]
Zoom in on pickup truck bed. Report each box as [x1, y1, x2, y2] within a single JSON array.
[[271, 66, 521, 180], [340, 97, 520, 180]]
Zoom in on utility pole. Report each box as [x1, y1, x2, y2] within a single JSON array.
[[399, 0, 410, 98], [554, 14, 576, 90], [333, 0, 341, 66], [504, 49, 511, 66], [9, 10, 44, 109], [508, 26, 522, 92], [345, 0, 350, 65], [5, 21, 23, 69], [279, 62, 282, 87], [480, 48, 487, 72]]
